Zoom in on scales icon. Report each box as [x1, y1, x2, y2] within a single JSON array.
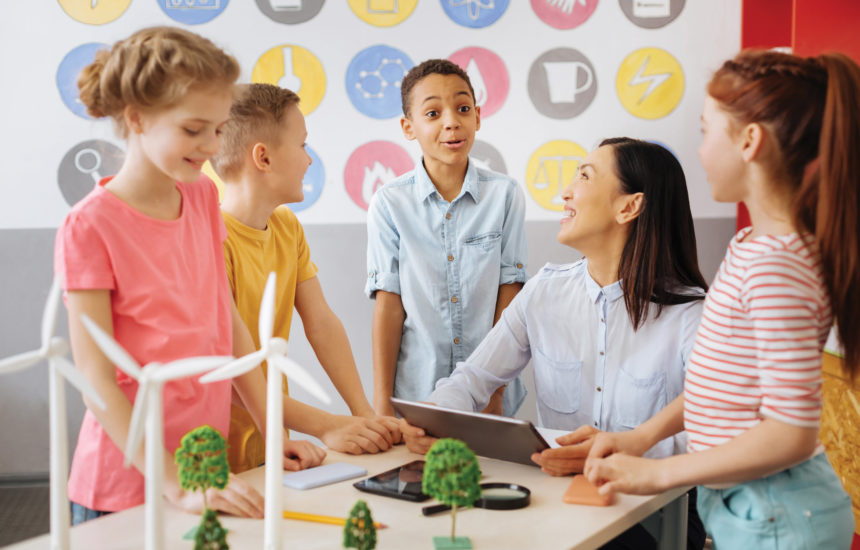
[[526, 140, 587, 211]]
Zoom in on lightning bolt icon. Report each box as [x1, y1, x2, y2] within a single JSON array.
[[628, 56, 672, 104]]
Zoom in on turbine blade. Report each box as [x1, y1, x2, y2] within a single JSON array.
[[258, 272, 277, 344], [41, 278, 63, 349], [0, 350, 42, 375], [53, 356, 106, 410], [272, 355, 331, 405], [154, 356, 233, 382], [124, 382, 148, 467], [80, 315, 142, 379], [199, 350, 266, 383]]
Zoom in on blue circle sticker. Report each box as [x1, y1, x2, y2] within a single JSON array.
[[157, 0, 229, 25], [440, 0, 510, 28], [288, 145, 324, 213], [345, 45, 414, 119], [57, 43, 108, 120]]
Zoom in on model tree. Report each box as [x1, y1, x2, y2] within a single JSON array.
[[175, 425, 230, 550], [422, 438, 482, 550], [343, 499, 377, 550]]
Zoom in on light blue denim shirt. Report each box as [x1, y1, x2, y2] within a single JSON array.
[[429, 260, 705, 458], [365, 158, 528, 416]]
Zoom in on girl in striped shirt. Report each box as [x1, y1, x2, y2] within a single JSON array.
[[582, 50, 860, 549]]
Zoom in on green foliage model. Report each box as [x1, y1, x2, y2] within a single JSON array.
[[343, 499, 377, 550], [422, 438, 482, 541], [175, 425, 230, 550]]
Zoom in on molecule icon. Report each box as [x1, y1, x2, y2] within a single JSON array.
[[356, 57, 408, 99]]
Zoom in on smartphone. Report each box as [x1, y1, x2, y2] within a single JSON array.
[[353, 460, 431, 502], [282, 462, 367, 490]]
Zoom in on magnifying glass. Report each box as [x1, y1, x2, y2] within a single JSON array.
[[421, 482, 531, 516]]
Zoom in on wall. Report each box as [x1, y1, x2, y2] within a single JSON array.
[[0, 1, 740, 475]]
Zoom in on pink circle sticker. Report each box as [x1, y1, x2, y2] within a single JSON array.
[[448, 46, 510, 119], [530, 0, 599, 30], [344, 141, 414, 211]]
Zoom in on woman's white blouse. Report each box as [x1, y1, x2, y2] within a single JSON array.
[[429, 259, 705, 458]]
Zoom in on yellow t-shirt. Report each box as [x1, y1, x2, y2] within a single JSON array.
[[222, 206, 318, 473]]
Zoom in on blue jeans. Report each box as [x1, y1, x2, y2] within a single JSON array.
[[698, 453, 854, 550], [70, 502, 111, 526]]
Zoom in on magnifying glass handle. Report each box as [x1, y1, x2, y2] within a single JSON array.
[[421, 503, 453, 516]]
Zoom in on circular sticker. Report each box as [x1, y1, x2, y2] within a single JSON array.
[[252, 45, 326, 116], [471, 141, 507, 175], [619, 0, 685, 28], [58, 140, 125, 207], [157, 0, 229, 25], [616, 47, 684, 120], [448, 47, 509, 119], [58, 0, 131, 24], [525, 140, 588, 211], [289, 145, 324, 212], [528, 48, 597, 119], [348, 0, 417, 27], [57, 43, 109, 120], [255, 0, 325, 24], [201, 161, 225, 200], [344, 141, 413, 210], [345, 45, 414, 120], [441, 0, 510, 28], [530, 0, 598, 30]]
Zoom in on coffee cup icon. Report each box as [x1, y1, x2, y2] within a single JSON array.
[[543, 61, 594, 104]]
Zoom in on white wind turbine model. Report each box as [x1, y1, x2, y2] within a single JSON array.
[[0, 278, 106, 550], [200, 272, 331, 550], [80, 315, 232, 550]]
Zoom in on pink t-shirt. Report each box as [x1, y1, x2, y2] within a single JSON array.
[[54, 176, 233, 511]]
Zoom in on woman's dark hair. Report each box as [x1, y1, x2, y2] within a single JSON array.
[[602, 137, 708, 330]]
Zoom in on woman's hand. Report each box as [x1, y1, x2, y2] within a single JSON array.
[[320, 415, 394, 455], [584, 454, 668, 496], [400, 418, 437, 455], [530, 425, 600, 475], [169, 473, 265, 518]]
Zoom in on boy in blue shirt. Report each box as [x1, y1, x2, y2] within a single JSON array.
[[366, 59, 528, 418]]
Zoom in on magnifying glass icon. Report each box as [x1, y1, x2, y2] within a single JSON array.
[[74, 148, 103, 184], [421, 482, 531, 516]]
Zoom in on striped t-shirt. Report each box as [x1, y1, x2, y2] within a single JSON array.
[[684, 228, 831, 453]]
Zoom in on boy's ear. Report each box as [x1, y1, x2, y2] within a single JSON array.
[[401, 116, 416, 141], [615, 192, 644, 225], [124, 105, 144, 135], [474, 104, 481, 132], [740, 122, 765, 163], [251, 142, 271, 172]]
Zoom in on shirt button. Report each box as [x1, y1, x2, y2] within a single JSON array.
[[445, 213, 451, 219], [596, 387, 602, 392], [368, 271, 375, 277], [599, 351, 604, 356], [451, 296, 458, 303], [594, 421, 598, 427], [454, 337, 461, 344], [448, 254, 454, 261], [516, 263, 523, 269], [600, 318, 605, 323]]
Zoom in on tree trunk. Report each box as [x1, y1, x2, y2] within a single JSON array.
[[451, 503, 458, 541]]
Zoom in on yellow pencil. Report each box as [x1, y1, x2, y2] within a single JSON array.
[[282, 510, 388, 529]]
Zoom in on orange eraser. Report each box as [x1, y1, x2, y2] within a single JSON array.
[[562, 475, 612, 506]]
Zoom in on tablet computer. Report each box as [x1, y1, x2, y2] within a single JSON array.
[[391, 398, 550, 466]]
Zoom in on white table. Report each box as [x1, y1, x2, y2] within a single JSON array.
[[9, 442, 689, 549]]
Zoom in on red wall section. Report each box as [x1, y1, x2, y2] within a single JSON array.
[[793, 0, 860, 62]]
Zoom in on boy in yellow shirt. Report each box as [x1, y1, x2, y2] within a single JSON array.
[[211, 83, 401, 472]]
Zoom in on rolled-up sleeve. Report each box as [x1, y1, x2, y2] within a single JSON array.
[[498, 181, 527, 285], [365, 192, 401, 298]]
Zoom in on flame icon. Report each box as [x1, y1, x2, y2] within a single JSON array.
[[362, 161, 396, 206], [465, 58, 487, 107]]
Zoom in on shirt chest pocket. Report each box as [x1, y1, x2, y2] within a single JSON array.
[[463, 231, 502, 252], [611, 367, 666, 428], [533, 347, 582, 414]]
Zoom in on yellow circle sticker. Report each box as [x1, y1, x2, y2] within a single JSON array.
[[252, 45, 326, 116], [58, 0, 131, 25], [525, 140, 588, 212], [616, 48, 684, 120], [347, 0, 417, 27]]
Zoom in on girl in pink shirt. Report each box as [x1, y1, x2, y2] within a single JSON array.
[[579, 50, 860, 548], [56, 27, 323, 524]]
